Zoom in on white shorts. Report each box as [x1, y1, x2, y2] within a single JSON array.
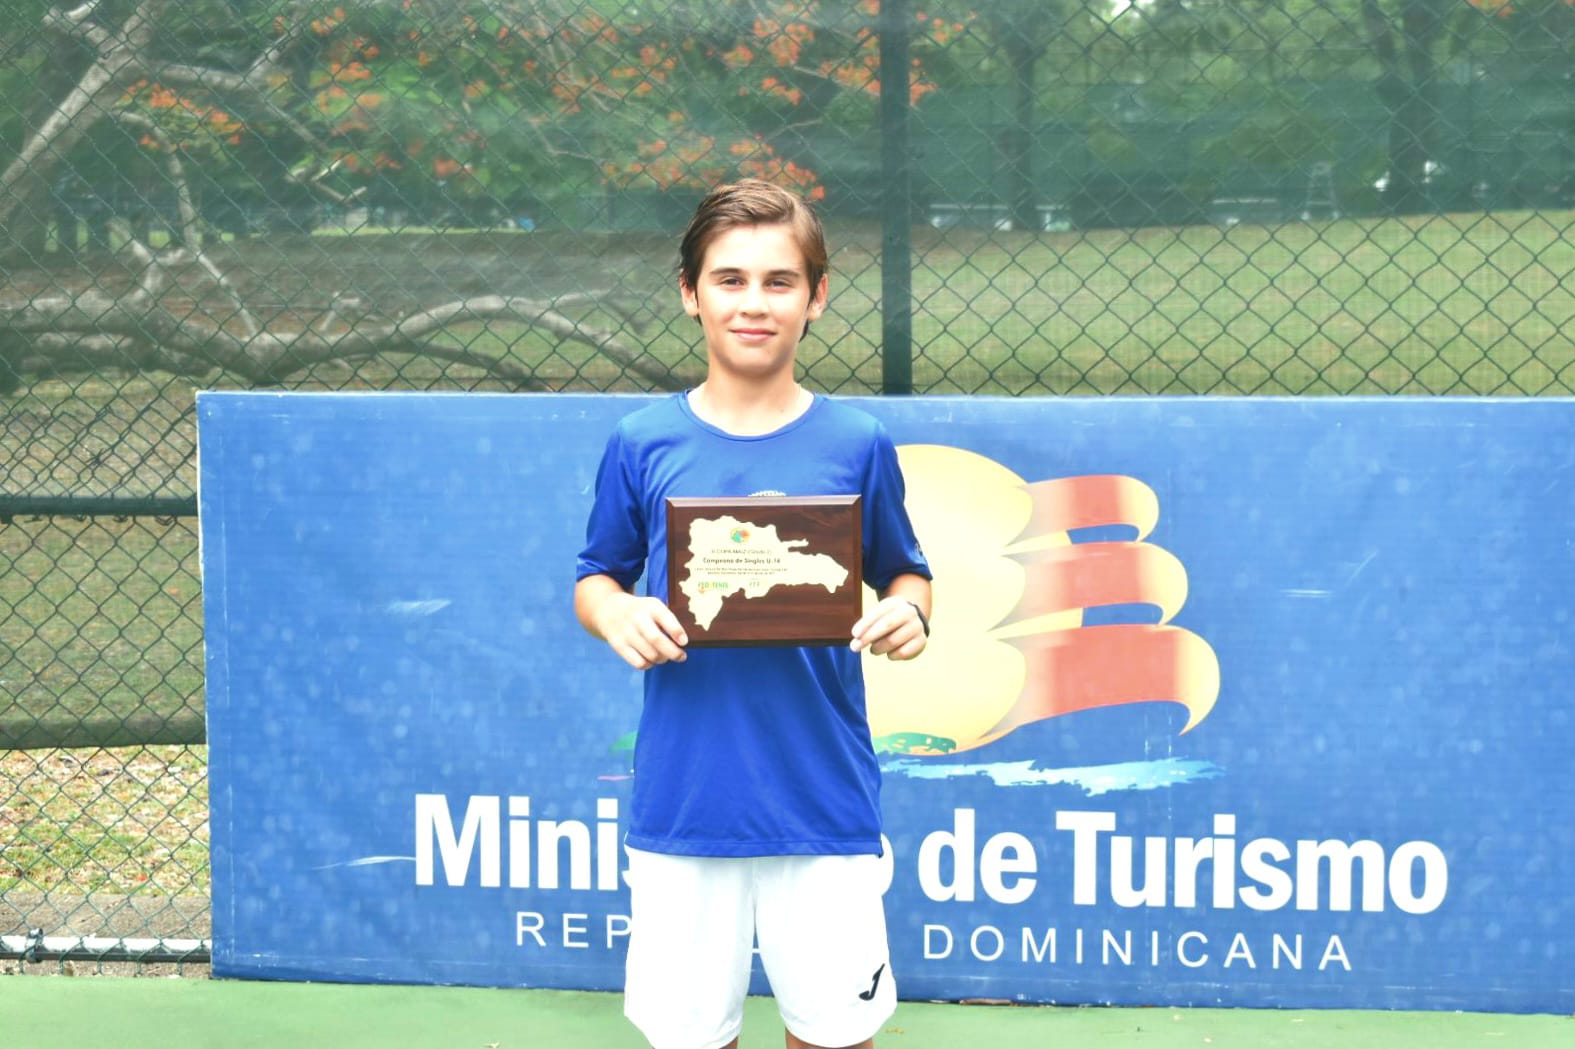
[[623, 847, 896, 1049]]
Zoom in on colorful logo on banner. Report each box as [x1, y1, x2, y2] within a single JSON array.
[[867, 445, 1219, 759]]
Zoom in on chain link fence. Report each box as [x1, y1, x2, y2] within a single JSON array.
[[2, 0, 1571, 967]]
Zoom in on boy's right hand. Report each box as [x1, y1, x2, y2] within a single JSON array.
[[595, 591, 689, 670]]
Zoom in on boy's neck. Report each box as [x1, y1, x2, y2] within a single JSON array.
[[688, 377, 813, 437]]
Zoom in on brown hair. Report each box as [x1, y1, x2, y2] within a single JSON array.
[[678, 179, 829, 293]]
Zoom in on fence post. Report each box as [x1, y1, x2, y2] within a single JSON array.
[[879, 0, 913, 395]]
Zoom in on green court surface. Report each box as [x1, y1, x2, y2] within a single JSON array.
[[3, 977, 1570, 1049]]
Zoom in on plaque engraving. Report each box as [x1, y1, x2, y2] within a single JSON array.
[[666, 495, 862, 647]]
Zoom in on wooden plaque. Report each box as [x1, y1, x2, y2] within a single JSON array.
[[665, 495, 862, 647]]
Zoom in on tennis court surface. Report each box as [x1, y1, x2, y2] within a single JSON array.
[[5, 976, 1571, 1048]]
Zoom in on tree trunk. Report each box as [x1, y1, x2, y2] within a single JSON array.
[[1004, 38, 1040, 233], [1363, 0, 1444, 215], [1396, 0, 1445, 212], [0, 22, 98, 263], [1, 170, 53, 266]]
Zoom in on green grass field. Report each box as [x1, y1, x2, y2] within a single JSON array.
[[342, 210, 1575, 397], [5, 977, 1572, 1049], [893, 213, 1575, 395], [3, 207, 1573, 900]]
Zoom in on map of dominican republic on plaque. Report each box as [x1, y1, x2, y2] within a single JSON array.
[[665, 495, 863, 646], [679, 514, 850, 629]]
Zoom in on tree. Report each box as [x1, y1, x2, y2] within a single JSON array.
[[0, 0, 359, 251], [0, 0, 943, 392], [1117, 0, 1570, 215], [979, 0, 1073, 232], [1360, 0, 1453, 213]]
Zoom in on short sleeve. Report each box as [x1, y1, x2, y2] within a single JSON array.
[[861, 422, 931, 591], [575, 425, 647, 588]]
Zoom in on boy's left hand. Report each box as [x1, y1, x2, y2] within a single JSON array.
[[850, 597, 928, 660]]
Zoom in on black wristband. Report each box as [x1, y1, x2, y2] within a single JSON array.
[[905, 600, 930, 637]]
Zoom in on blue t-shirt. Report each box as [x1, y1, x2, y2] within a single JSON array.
[[576, 393, 930, 857]]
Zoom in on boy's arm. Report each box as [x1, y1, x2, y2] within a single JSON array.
[[575, 573, 689, 670], [850, 572, 931, 661]]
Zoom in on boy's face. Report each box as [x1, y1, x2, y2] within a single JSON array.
[[680, 223, 827, 384]]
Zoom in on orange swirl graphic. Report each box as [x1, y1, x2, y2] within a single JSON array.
[[865, 448, 1221, 754], [981, 625, 1221, 744], [997, 474, 1217, 737], [1016, 475, 1160, 543], [1005, 542, 1189, 626]]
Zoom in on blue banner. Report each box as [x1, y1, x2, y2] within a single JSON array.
[[197, 392, 1574, 1013]]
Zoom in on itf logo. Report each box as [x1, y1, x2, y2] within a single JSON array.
[[866, 445, 1219, 758]]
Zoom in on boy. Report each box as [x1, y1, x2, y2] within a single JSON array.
[[574, 180, 932, 1049]]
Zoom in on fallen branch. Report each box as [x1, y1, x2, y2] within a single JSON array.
[[1, 284, 688, 390], [107, 111, 199, 252]]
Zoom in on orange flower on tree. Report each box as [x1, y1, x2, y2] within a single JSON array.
[[329, 61, 373, 83], [316, 84, 350, 112], [760, 77, 803, 105], [768, 34, 801, 66]]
